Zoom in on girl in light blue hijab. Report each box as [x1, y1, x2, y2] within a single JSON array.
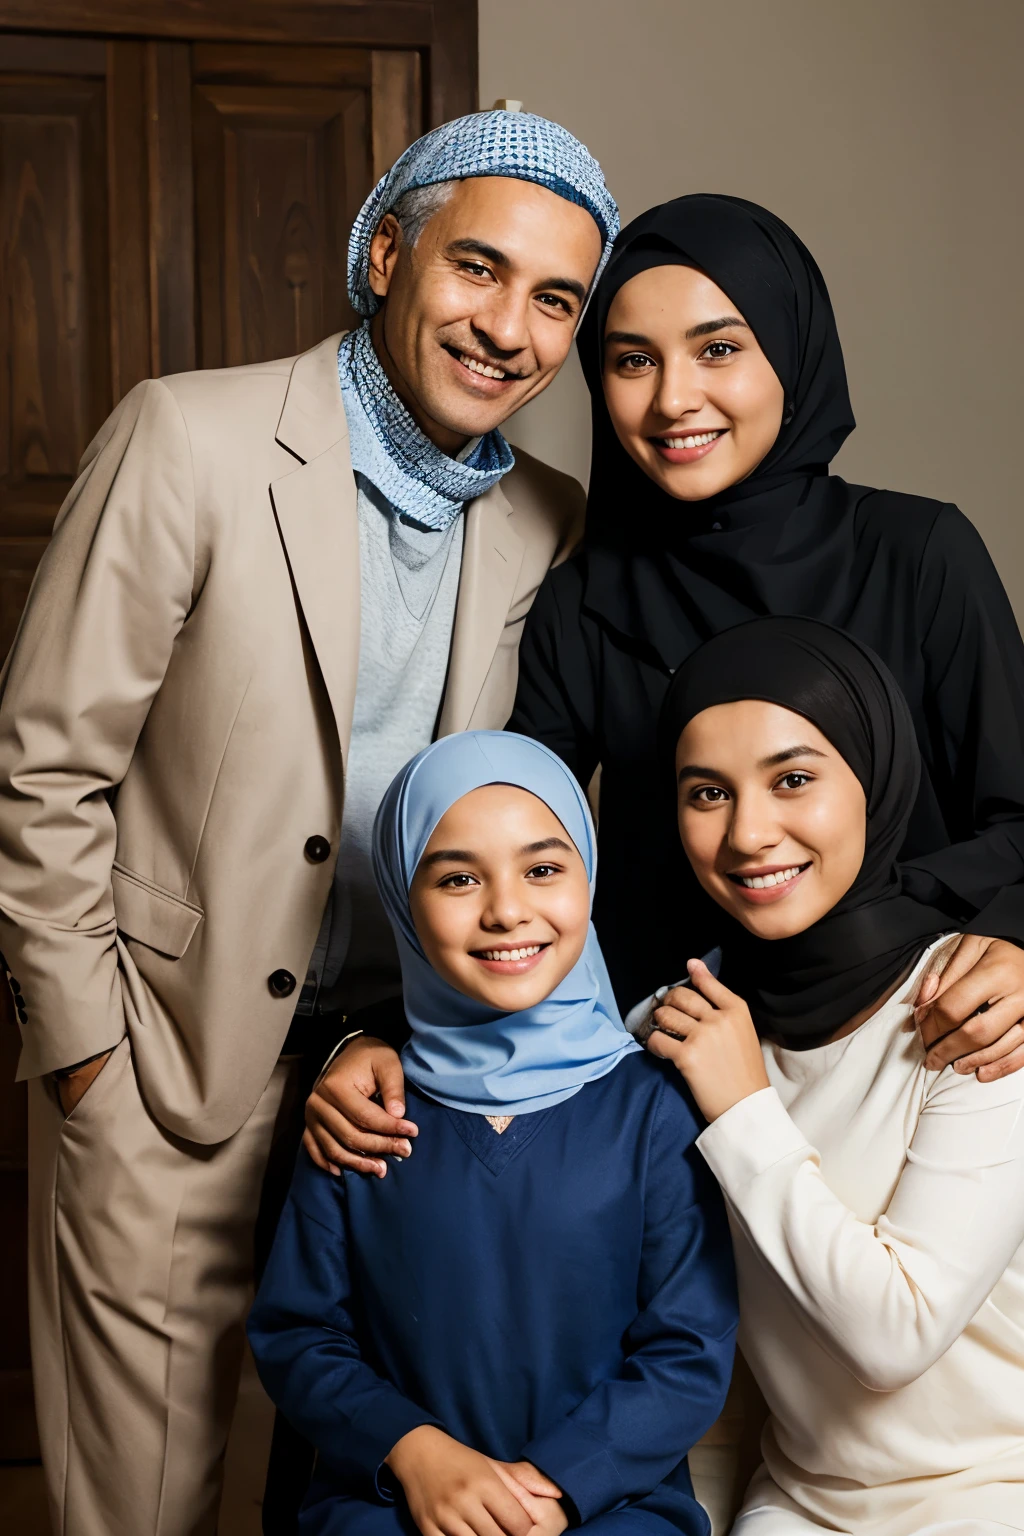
[[371, 729, 636, 1113], [250, 731, 736, 1536]]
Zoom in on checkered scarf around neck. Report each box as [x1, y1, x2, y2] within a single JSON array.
[[338, 110, 619, 531], [337, 325, 514, 530]]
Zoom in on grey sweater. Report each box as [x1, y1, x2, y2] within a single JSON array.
[[303, 478, 464, 1012]]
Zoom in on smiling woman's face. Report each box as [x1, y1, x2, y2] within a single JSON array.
[[409, 784, 591, 1010], [603, 265, 786, 502], [675, 700, 867, 940]]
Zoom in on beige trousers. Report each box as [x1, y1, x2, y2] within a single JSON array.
[[28, 1035, 298, 1536]]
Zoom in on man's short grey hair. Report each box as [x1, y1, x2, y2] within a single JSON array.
[[389, 180, 457, 247]]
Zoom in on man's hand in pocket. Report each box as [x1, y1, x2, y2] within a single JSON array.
[[56, 1049, 115, 1115]]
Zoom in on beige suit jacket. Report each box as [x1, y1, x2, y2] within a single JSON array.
[[0, 334, 583, 1142]]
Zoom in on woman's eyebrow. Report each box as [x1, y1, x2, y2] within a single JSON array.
[[604, 329, 651, 347], [419, 847, 476, 869], [517, 836, 573, 856], [685, 316, 749, 339], [678, 745, 827, 782], [758, 745, 828, 769]]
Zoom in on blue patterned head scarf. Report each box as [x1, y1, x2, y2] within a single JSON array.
[[372, 731, 639, 1114], [348, 109, 619, 318]]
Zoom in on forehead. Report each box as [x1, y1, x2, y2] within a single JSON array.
[[424, 783, 569, 845], [677, 699, 832, 765], [437, 176, 603, 274], [606, 264, 740, 332]]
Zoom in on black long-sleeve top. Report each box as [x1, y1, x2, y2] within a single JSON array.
[[509, 488, 1024, 1007]]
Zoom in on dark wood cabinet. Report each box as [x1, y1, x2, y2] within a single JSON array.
[[0, 0, 476, 1462]]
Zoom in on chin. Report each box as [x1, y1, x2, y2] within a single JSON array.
[[432, 391, 513, 440], [481, 979, 550, 1013], [711, 887, 805, 941], [663, 470, 741, 504], [738, 913, 802, 940]]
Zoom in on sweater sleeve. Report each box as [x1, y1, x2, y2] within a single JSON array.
[[247, 1152, 440, 1497], [698, 1076, 1024, 1393], [507, 562, 601, 787], [522, 1078, 738, 1520], [903, 504, 1024, 936]]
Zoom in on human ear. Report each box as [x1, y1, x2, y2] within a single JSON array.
[[367, 213, 404, 299]]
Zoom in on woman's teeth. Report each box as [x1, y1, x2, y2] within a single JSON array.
[[479, 945, 543, 961], [662, 430, 723, 449], [736, 865, 805, 889], [459, 353, 507, 379]]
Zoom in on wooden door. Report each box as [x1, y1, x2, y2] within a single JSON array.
[[0, 0, 476, 1462]]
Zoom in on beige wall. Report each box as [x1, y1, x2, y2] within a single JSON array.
[[480, 0, 1024, 618]]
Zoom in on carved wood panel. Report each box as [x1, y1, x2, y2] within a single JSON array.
[[0, 66, 110, 541], [192, 46, 422, 368], [193, 82, 367, 365]]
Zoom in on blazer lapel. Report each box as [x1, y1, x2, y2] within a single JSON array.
[[271, 335, 361, 760], [438, 481, 524, 736]]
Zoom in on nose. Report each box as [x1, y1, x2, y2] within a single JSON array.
[[727, 791, 784, 860], [653, 355, 705, 423], [472, 286, 532, 360], [480, 873, 532, 933]]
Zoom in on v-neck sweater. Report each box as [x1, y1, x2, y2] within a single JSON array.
[[316, 483, 463, 1001], [249, 1050, 738, 1535], [698, 937, 1024, 1534]]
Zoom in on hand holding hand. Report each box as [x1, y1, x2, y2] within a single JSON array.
[[490, 1462, 567, 1536], [56, 1049, 114, 1115], [303, 1035, 418, 1179], [913, 935, 1024, 1081], [645, 959, 769, 1123], [386, 1426, 535, 1536]]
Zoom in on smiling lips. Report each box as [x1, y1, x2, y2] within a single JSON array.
[[653, 428, 727, 464], [447, 345, 520, 389], [472, 942, 550, 974], [726, 862, 812, 904]]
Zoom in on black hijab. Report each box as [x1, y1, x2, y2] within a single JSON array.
[[576, 194, 860, 658], [660, 616, 952, 1046]]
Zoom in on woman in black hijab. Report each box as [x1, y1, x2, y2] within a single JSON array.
[[642, 615, 1024, 1533], [651, 616, 956, 1048], [508, 193, 1024, 1065]]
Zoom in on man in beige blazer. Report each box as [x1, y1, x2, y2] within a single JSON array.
[[0, 111, 618, 1536]]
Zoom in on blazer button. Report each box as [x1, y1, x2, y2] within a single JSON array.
[[8, 977, 22, 996], [268, 969, 297, 999], [16, 1004, 27, 1025], [304, 835, 331, 864]]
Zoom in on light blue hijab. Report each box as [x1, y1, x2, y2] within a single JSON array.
[[372, 731, 639, 1114]]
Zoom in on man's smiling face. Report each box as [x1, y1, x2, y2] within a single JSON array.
[[367, 176, 603, 453]]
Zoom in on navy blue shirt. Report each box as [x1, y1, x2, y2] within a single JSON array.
[[249, 1051, 738, 1536]]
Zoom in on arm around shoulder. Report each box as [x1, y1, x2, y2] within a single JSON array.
[[0, 379, 199, 1079]]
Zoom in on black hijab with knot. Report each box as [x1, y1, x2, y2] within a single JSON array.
[[660, 616, 953, 1046], [576, 193, 861, 658]]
